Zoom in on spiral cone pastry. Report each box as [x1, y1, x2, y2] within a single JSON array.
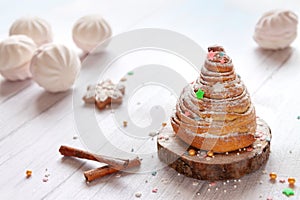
[[171, 46, 256, 153]]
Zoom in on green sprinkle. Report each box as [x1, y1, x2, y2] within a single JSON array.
[[127, 71, 134, 75], [297, 116, 300, 120], [196, 89, 204, 99], [282, 188, 294, 197]]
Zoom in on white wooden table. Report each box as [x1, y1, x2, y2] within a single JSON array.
[[1, 1, 300, 199]]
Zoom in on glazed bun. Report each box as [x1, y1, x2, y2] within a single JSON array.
[[171, 45, 256, 153]]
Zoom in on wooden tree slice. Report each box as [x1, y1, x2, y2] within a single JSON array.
[[157, 117, 271, 180]]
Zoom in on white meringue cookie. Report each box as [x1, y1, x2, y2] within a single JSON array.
[[253, 10, 298, 50], [9, 16, 53, 47], [30, 44, 81, 93], [72, 15, 112, 53], [0, 35, 37, 81]]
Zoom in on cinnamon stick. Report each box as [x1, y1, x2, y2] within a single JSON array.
[[84, 166, 118, 182], [84, 157, 141, 182], [59, 145, 130, 169]]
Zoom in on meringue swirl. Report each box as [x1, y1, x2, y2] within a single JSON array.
[[9, 17, 53, 47], [253, 10, 298, 50]]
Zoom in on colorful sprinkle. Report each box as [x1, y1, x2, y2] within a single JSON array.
[[188, 149, 196, 156], [26, 170, 32, 178], [123, 121, 128, 127], [127, 71, 134, 76], [297, 116, 300, 120], [219, 52, 225, 57], [42, 178, 48, 182], [279, 179, 286, 183], [282, 188, 294, 197], [152, 188, 158, 193], [209, 182, 217, 187], [151, 171, 157, 176], [269, 172, 277, 180], [185, 111, 191, 117], [246, 147, 254, 152], [162, 122, 167, 127], [288, 177, 296, 185], [207, 51, 216, 60], [195, 89, 205, 99], [207, 151, 214, 157], [194, 116, 201, 121], [220, 57, 226, 64]]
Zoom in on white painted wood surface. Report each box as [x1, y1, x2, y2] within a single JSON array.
[[1, 0, 300, 199]]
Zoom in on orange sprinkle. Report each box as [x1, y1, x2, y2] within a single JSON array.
[[288, 177, 296, 185], [26, 170, 32, 178], [188, 149, 196, 156], [269, 172, 277, 180], [207, 151, 214, 157]]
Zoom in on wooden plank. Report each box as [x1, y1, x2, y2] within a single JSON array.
[[0, 0, 300, 199]]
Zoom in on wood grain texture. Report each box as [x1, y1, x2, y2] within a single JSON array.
[[157, 118, 271, 180], [1, 0, 300, 200]]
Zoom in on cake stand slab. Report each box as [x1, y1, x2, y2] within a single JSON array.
[[157, 117, 271, 180]]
